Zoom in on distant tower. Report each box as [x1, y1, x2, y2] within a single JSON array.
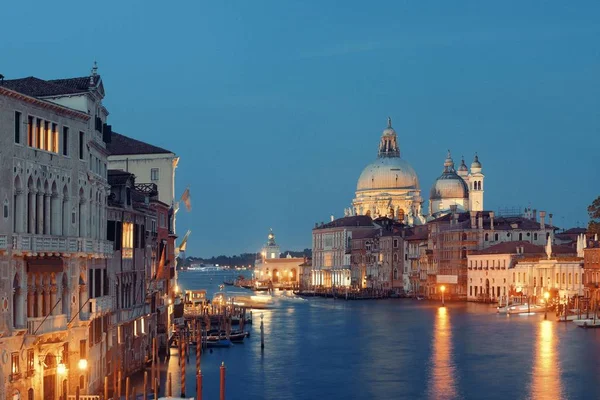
[[261, 228, 281, 260], [468, 154, 484, 211]]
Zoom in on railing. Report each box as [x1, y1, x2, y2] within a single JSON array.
[[67, 396, 100, 400], [89, 296, 113, 316], [11, 234, 113, 257], [27, 314, 67, 335], [0, 235, 8, 250]]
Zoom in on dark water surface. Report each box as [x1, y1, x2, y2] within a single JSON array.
[[158, 270, 600, 400]]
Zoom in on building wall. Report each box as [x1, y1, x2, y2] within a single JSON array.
[[0, 86, 112, 399], [108, 154, 178, 207]]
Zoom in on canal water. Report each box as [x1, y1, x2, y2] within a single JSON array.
[[152, 270, 600, 400]]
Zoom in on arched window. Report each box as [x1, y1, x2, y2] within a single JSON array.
[[397, 208, 405, 221], [28, 389, 34, 400], [494, 233, 499, 241], [393, 253, 398, 262], [568, 273, 572, 285], [485, 233, 489, 241], [393, 268, 398, 280]]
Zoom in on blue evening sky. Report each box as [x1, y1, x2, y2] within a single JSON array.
[[2, 1, 599, 256]]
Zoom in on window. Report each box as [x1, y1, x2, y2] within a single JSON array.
[[27, 116, 33, 146], [62, 127, 69, 155], [494, 233, 499, 241], [11, 352, 19, 377], [52, 123, 58, 152], [79, 131, 85, 159], [485, 233, 489, 241], [576, 273, 579, 285], [14, 111, 21, 143], [519, 233, 523, 240], [27, 350, 34, 376], [534, 233, 538, 240], [393, 254, 398, 262], [556, 273, 559, 284], [151, 168, 159, 181], [568, 273, 572, 285], [393, 239, 398, 248], [79, 340, 87, 360]]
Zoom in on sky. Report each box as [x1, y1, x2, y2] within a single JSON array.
[[2, 1, 599, 257]]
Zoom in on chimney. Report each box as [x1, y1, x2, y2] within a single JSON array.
[[549, 213, 553, 228], [478, 212, 483, 229], [489, 211, 495, 231], [539, 211, 546, 230], [532, 209, 537, 221], [470, 211, 476, 229]]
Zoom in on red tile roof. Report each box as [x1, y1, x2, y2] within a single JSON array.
[[472, 241, 575, 256], [314, 215, 374, 230]]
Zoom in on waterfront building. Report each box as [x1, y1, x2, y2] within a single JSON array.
[[254, 229, 302, 288], [0, 67, 113, 398], [403, 225, 429, 295], [106, 170, 155, 379], [349, 218, 405, 290], [107, 132, 179, 352], [583, 239, 600, 295], [468, 241, 579, 303], [312, 216, 375, 287], [298, 258, 312, 290], [107, 133, 179, 207]]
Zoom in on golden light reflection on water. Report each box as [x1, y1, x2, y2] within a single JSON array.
[[429, 307, 457, 400], [530, 320, 562, 399]]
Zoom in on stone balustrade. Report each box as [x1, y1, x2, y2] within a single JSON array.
[[11, 234, 113, 257]]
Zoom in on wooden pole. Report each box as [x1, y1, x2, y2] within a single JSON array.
[[125, 376, 130, 400], [75, 386, 80, 400], [181, 339, 186, 397], [153, 378, 158, 400], [104, 376, 108, 400], [196, 329, 201, 374], [260, 314, 264, 349], [220, 362, 226, 400], [152, 337, 157, 394], [132, 386, 136, 400], [117, 370, 122, 399], [113, 357, 117, 399], [196, 372, 203, 400], [167, 372, 172, 397], [143, 370, 148, 400]]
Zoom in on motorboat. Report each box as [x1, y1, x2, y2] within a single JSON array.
[[505, 303, 545, 314], [573, 319, 600, 328], [228, 292, 275, 309]]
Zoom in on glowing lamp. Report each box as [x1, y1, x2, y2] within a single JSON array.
[[440, 285, 446, 293], [544, 292, 550, 300], [78, 359, 88, 371], [57, 363, 67, 375]]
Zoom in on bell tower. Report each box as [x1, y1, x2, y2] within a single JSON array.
[[468, 154, 484, 211]]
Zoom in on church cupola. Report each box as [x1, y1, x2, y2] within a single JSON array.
[[470, 153, 482, 173], [457, 156, 468, 178], [378, 117, 400, 158], [267, 228, 276, 246]]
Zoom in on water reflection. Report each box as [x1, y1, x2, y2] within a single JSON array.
[[530, 320, 562, 399], [429, 307, 457, 400]]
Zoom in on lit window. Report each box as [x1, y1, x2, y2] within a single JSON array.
[[11, 352, 19, 376]]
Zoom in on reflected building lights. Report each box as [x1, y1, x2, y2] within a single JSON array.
[[530, 320, 562, 399], [428, 307, 457, 399]]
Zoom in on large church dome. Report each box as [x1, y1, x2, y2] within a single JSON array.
[[356, 117, 420, 192], [357, 157, 419, 191]]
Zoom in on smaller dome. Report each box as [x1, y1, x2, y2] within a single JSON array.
[[471, 154, 482, 169], [430, 174, 469, 200], [382, 116, 396, 136], [458, 157, 468, 172]]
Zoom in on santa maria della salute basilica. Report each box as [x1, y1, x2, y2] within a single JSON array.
[[346, 117, 484, 223]]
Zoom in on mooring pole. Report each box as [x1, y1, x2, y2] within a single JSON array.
[[220, 362, 226, 400]]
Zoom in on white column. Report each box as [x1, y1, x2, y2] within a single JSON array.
[[44, 194, 51, 235], [14, 189, 24, 233], [36, 192, 44, 234], [62, 197, 69, 236], [51, 194, 61, 235], [28, 190, 36, 234]]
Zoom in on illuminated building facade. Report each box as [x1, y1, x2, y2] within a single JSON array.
[[0, 66, 113, 399]]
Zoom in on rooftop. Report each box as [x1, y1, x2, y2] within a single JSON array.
[[107, 132, 173, 156], [472, 241, 576, 256], [314, 215, 374, 230], [0, 75, 99, 97]]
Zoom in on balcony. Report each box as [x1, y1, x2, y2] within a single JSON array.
[[0, 235, 8, 251], [89, 296, 114, 316], [27, 314, 67, 335], [12, 234, 113, 257]]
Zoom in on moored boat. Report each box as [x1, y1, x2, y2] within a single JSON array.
[[573, 319, 600, 328]]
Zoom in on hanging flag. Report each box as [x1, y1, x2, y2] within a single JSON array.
[[179, 230, 191, 253], [181, 187, 192, 212], [156, 244, 166, 279]]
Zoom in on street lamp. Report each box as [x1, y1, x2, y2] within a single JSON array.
[[78, 358, 88, 371], [57, 362, 67, 375], [544, 291, 550, 320], [441, 285, 446, 306]]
